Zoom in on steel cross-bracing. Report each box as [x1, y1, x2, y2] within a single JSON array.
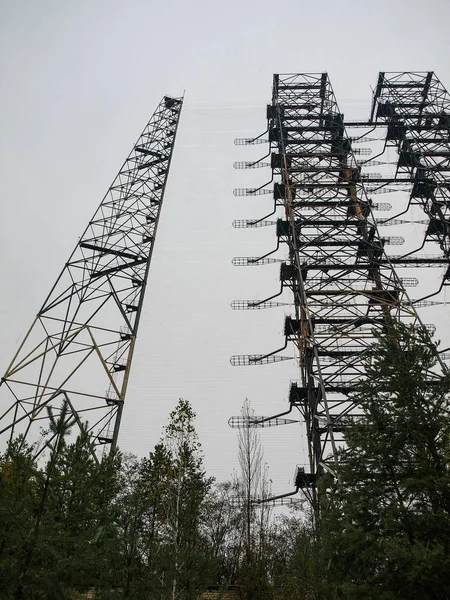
[[0, 95, 183, 457], [230, 72, 449, 507], [340, 72, 450, 307], [369, 72, 450, 279]]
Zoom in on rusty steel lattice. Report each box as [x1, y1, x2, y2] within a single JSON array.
[[0, 95, 183, 456], [230, 72, 449, 504]]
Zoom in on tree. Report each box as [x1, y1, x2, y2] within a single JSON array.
[[107, 399, 214, 599], [111, 444, 173, 598], [268, 506, 323, 600], [0, 437, 38, 600], [49, 426, 120, 595], [12, 402, 74, 600], [319, 320, 450, 599], [158, 398, 214, 600], [0, 398, 216, 599], [234, 399, 273, 600], [201, 480, 244, 587], [0, 409, 122, 600]]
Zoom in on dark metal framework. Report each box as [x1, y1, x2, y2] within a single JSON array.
[[370, 72, 450, 273], [0, 95, 183, 455], [230, 72, 449, 504]]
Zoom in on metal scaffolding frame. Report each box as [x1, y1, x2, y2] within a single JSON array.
[[0, 95, 183, 456], [230, 72, 449, 506], [370, 72, 450, 267]]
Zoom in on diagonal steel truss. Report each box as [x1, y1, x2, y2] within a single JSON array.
[[230, 73, 449, 504], [0, 95, 183, 456], [369, 72, 450, 266]]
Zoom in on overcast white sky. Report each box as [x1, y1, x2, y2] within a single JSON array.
[[1, 0, 450, 491]]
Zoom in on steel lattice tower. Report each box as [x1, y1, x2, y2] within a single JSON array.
[[0, 95, 183, 455], [369, 72, 450, 265], [230, 72, 449, 506]]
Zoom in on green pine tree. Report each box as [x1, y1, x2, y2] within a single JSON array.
[[320, 320, 450, 600]]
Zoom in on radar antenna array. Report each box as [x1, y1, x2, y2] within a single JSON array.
[[231, 72, 450, 508]]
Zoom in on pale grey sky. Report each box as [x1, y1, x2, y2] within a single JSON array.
[[1, 0, 450, 491]]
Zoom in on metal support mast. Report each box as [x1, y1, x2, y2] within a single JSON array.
[[231, 73, 446, 504], [336, 72, 450, 305], [0, 95, 183, 456], [370, 72, 450, 275]]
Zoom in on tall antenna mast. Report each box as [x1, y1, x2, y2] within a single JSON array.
[[0, 95, 183, 456], [231, 72, 450, 508]]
